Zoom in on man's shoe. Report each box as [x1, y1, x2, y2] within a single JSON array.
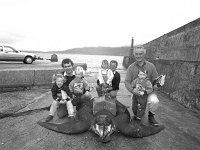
[[45, 115, 53, 122], [148, 112, 159, 126]]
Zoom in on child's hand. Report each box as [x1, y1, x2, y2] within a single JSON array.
[[75, 89, 83, 94], [132, 88, 142, 96], [139, 91, 144, 95], [85, 91, 90, 96], [56, 97, 61, 102], [102, 88, 108, 93], [102, 83, 109, 88], [72, 95, 76, 99], [59, 100, 66, 104], [66, 97, 72, 101]]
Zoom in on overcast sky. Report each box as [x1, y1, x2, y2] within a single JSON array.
[[0, 0, 199, 51]]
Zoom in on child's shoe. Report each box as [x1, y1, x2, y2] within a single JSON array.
[[69, 116, 75, 121], [45, 115, 53, 122]]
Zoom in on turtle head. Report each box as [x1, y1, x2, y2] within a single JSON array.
[[91, 114, 115, 143]]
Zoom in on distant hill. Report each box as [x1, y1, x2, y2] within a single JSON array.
[[23, 46, 134, 56], [49, 46, 130, 56]]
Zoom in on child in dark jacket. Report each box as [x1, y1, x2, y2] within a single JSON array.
[[131, 70, 153, 120], [45, 74, 73, 122]]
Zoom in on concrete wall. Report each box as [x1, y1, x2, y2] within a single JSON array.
[[0, 69, 62, 91], [0, 63, 88, 92]]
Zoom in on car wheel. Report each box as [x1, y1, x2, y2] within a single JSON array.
[[24, 56, 33, 64]]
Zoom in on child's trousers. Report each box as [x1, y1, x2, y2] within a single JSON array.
[[49, 100, 59, 116], [132, 94, 148, 119], [49, 100, 74, 117], [132, 92, 159, 119]]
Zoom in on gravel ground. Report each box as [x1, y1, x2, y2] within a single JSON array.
[[0, 74, 200, 150]]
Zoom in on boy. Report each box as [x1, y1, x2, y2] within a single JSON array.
[[69, 66, 92, 110], [131, 70, 153, 121]]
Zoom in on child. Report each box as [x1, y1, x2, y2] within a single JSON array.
[[69, 66, 92, 110], [96, 59, 114, 97], [45, 74, 73, 122], [131, 70, 153, 121]]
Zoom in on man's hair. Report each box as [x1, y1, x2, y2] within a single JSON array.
[[61, 58, 74, 67], [133, 46, 146, 55], [110, 60, 118, 67]]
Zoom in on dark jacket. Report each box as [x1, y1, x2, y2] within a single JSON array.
[[51, 83, 72, 100], [60, 70, 76, 86], [112, 71, 120, 90]]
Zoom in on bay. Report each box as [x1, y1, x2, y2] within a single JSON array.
[[36, 53, 125, 71]]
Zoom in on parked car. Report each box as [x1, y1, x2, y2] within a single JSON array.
[[0, 46, 37, 64]]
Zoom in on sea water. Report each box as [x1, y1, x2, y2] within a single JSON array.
[[36, 53, 124, 71]]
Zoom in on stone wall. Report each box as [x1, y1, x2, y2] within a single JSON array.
[[143, 18, 200, 112], [150, 59, 200, 112], [144, 18, 200, 61]]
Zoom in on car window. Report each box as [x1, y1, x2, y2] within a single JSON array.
[[4, 47, 16, 53], [0, 46, 3, 52]]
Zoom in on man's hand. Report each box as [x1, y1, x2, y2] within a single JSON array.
[[153, 74, 165, 88], [153, 84, 158, 89]]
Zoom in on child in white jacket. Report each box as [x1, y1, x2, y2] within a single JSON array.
[[96, 59, 114, 97]]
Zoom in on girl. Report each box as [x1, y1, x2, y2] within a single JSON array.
[[96, 59, 114, 97], [45, 74, 74, 122]]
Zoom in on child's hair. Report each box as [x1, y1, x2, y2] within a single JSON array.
[[52, 74, 66, 83], [101, 59, 109, 68], [138, 70, 148, 80], [74, 66, 85, 76], [138, 69, 147, 74]]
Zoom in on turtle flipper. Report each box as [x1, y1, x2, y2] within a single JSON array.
[[37, 120, 90, 134], [114, 113, 165, 137], [37, 97, 94, 135]]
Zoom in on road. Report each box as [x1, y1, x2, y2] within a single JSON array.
[[0, 71, 200, 150], [0, 60, 88, 71], [0, 60, 62, 70]]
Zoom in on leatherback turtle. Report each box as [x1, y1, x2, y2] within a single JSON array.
[[37, 95, 165, 143]]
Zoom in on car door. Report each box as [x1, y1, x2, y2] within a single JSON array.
[[3, 46, 23, 61]]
